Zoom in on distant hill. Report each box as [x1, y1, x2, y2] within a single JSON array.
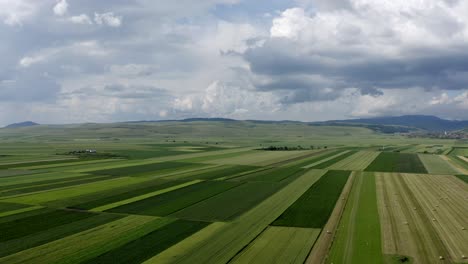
[[4, 121, 39, 129], [316, 115, 468, 132]]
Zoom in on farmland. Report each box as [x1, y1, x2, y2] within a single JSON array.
[[0, 120, 467, 264]]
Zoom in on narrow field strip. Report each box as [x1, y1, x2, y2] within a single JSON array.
[[0, 213, 123, 257], [0, 215, 165, 264], [272, 170, 351, 228], [143, 222, 227, 264], [168, 165, 260, 182], [303, 151, 350, 169], [310, 151, 357, 169], [70, 179, 196, 210], [0, 204, 43, 218], [107, 180, 242, 216], [157, 170, 326, 264], [16, 159, 122, 170], [173, 181, 285, 221], [0, 175, 117, 198], [88, 161, 204, 177], [456, 174, 468, 183], [0, 209, 98, 242], [418, 154, 460, 175], [458, 155, 468, 163], [91, 180, 203, 212], [231, 226, 320, 264], [0, 158, 80, 170], [0, 171, 86, 187], [328, 151, 379, 171], [442, 155, 468, 175], [0, 201, 31, 213], [0, 170, 38, 178], [326, 172, 384, 264], [376, 173, 453, 264], [1, 177, 148, 205], [231, 166, 305, 182], [0, 173, 102, 191], [305, 172, 355, 264], [83, 220, 209, 264]]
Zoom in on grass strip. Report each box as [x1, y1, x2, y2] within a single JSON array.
[[0, 209, 97, 242], [326, 172, 384, 264], [107, 180, 242, 216], [310, 151, 357, 169], [0, 213, 123, 257], [231, 226, 321, 264], [84, 220, 209, 264], [92, 180, 203, 212], [88, 161, 202, 177], [173, 181, 285, 221]]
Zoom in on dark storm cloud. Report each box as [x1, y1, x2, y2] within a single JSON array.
[[244, 38, 468, 104]]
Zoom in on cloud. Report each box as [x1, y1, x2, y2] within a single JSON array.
[[243, 1, 468, 108], [0, 0, 39, 25], [94, 12, 122, 27], [53, 0, 68, 16], [69, 14, 92, 24]]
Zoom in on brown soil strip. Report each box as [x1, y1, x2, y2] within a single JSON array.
[[305, 171, 356, 264]]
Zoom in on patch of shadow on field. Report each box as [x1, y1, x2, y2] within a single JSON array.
[[384, 254, 414, 264]]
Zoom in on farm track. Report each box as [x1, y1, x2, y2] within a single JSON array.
[[305, 171, 355, 264], [376, 173, 464, 264], [441, 156, 468, 175], [458, 156, 468, 163]]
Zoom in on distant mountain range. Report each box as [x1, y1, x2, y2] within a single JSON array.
[[4, 121, 39, 128], [316, 115, 468, 132], [4, 115, 468, 132]]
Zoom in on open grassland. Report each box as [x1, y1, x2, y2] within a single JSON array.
[[376, 172, 467, 264], [328, 151, 379, 171], [272, 170, 351, 228], [231, 226, 321, 264], [327, 172, 384, 264], [418, 154, 461, 175], [449, 147, 468, 156], [365, 152, 428, 173]]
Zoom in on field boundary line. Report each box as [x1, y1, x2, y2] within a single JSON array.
[[305, 170, 356, 264], [441, 155, 468, 175], [0, 205, 43, 218], [91, 180, 204, 212], [303, 151, 350, 169]]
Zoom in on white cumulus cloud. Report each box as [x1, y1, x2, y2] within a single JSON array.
[[69, 14, 92, 24], [53, 0, 68, 16], [94, 12, 122, 27]]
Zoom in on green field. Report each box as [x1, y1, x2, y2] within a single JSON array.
[[0, 121, 466, 263], [365, 152, 428, 173], [272, 170, 351, 228]]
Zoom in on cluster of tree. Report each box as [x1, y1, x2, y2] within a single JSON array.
[[260, 145, 327, 151]]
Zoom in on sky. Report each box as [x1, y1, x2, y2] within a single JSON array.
[[0, 0, 467, 125]]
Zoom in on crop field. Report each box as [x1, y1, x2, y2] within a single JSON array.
[[418, 154, 461, 175], [328, 151, 379, 171], [0, 122, 467, 263], [272, 170, 351, 228], [365, 152, 428, 173]]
